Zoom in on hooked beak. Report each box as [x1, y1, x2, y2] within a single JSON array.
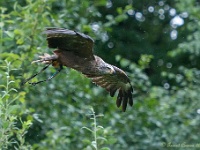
[[110, 67, 116, 74]]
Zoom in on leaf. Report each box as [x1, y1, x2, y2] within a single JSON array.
[[7, 105, 21, 114], [100, 147, 111, 150], [0, 22, 4, 28], [16, 38, 24, 45], [96, 137, 107, 141], [9, 88, 17, 93], [97, 125, 104, 129], [4, 31, 14, 38], [81, 127, 93, 133], [91, 141, 97, 149]]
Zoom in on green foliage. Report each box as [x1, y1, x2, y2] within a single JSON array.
[[0, 61, 32, 149], [138, 54, 154, 70], [1, 0, 200, 149], [82, 108, 112, 150]]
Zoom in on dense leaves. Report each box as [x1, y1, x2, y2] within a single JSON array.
[[1, 0, 200, 149]]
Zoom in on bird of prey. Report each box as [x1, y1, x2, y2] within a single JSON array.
[[22, 28, 133, 112]]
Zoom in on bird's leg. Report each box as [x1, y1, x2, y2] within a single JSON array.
[[21, 64, 51, 86], [28, 65, 63, 86], [21, 53, 59, 86]]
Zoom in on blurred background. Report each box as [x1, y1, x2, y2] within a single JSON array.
[[0, 0, 200, 149]]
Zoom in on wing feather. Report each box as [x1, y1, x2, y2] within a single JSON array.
[[85, 65, 133, 112], [122, 92, 128, 111], [128, 92, 133, 106], [110, 88, 118, 97], [43, 27, 95, 60], [116, 93, 122, 107]]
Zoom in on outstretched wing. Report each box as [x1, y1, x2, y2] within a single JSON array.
[[85, 66, 133, 112], [43, 27, 95, 60]]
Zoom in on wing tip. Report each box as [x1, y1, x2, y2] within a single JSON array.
[[116, 86, 133, 112]]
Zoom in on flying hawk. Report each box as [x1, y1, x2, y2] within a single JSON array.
[[23, 28, 133, 112]]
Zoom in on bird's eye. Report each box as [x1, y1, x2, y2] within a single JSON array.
[[106, 66, 112, 70], [105, 66, 116, 74]]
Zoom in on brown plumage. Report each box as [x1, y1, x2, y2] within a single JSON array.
[[28, 27, 133, 112]]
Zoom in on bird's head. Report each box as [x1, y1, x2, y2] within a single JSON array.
[[100, 64, 116, 75]]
